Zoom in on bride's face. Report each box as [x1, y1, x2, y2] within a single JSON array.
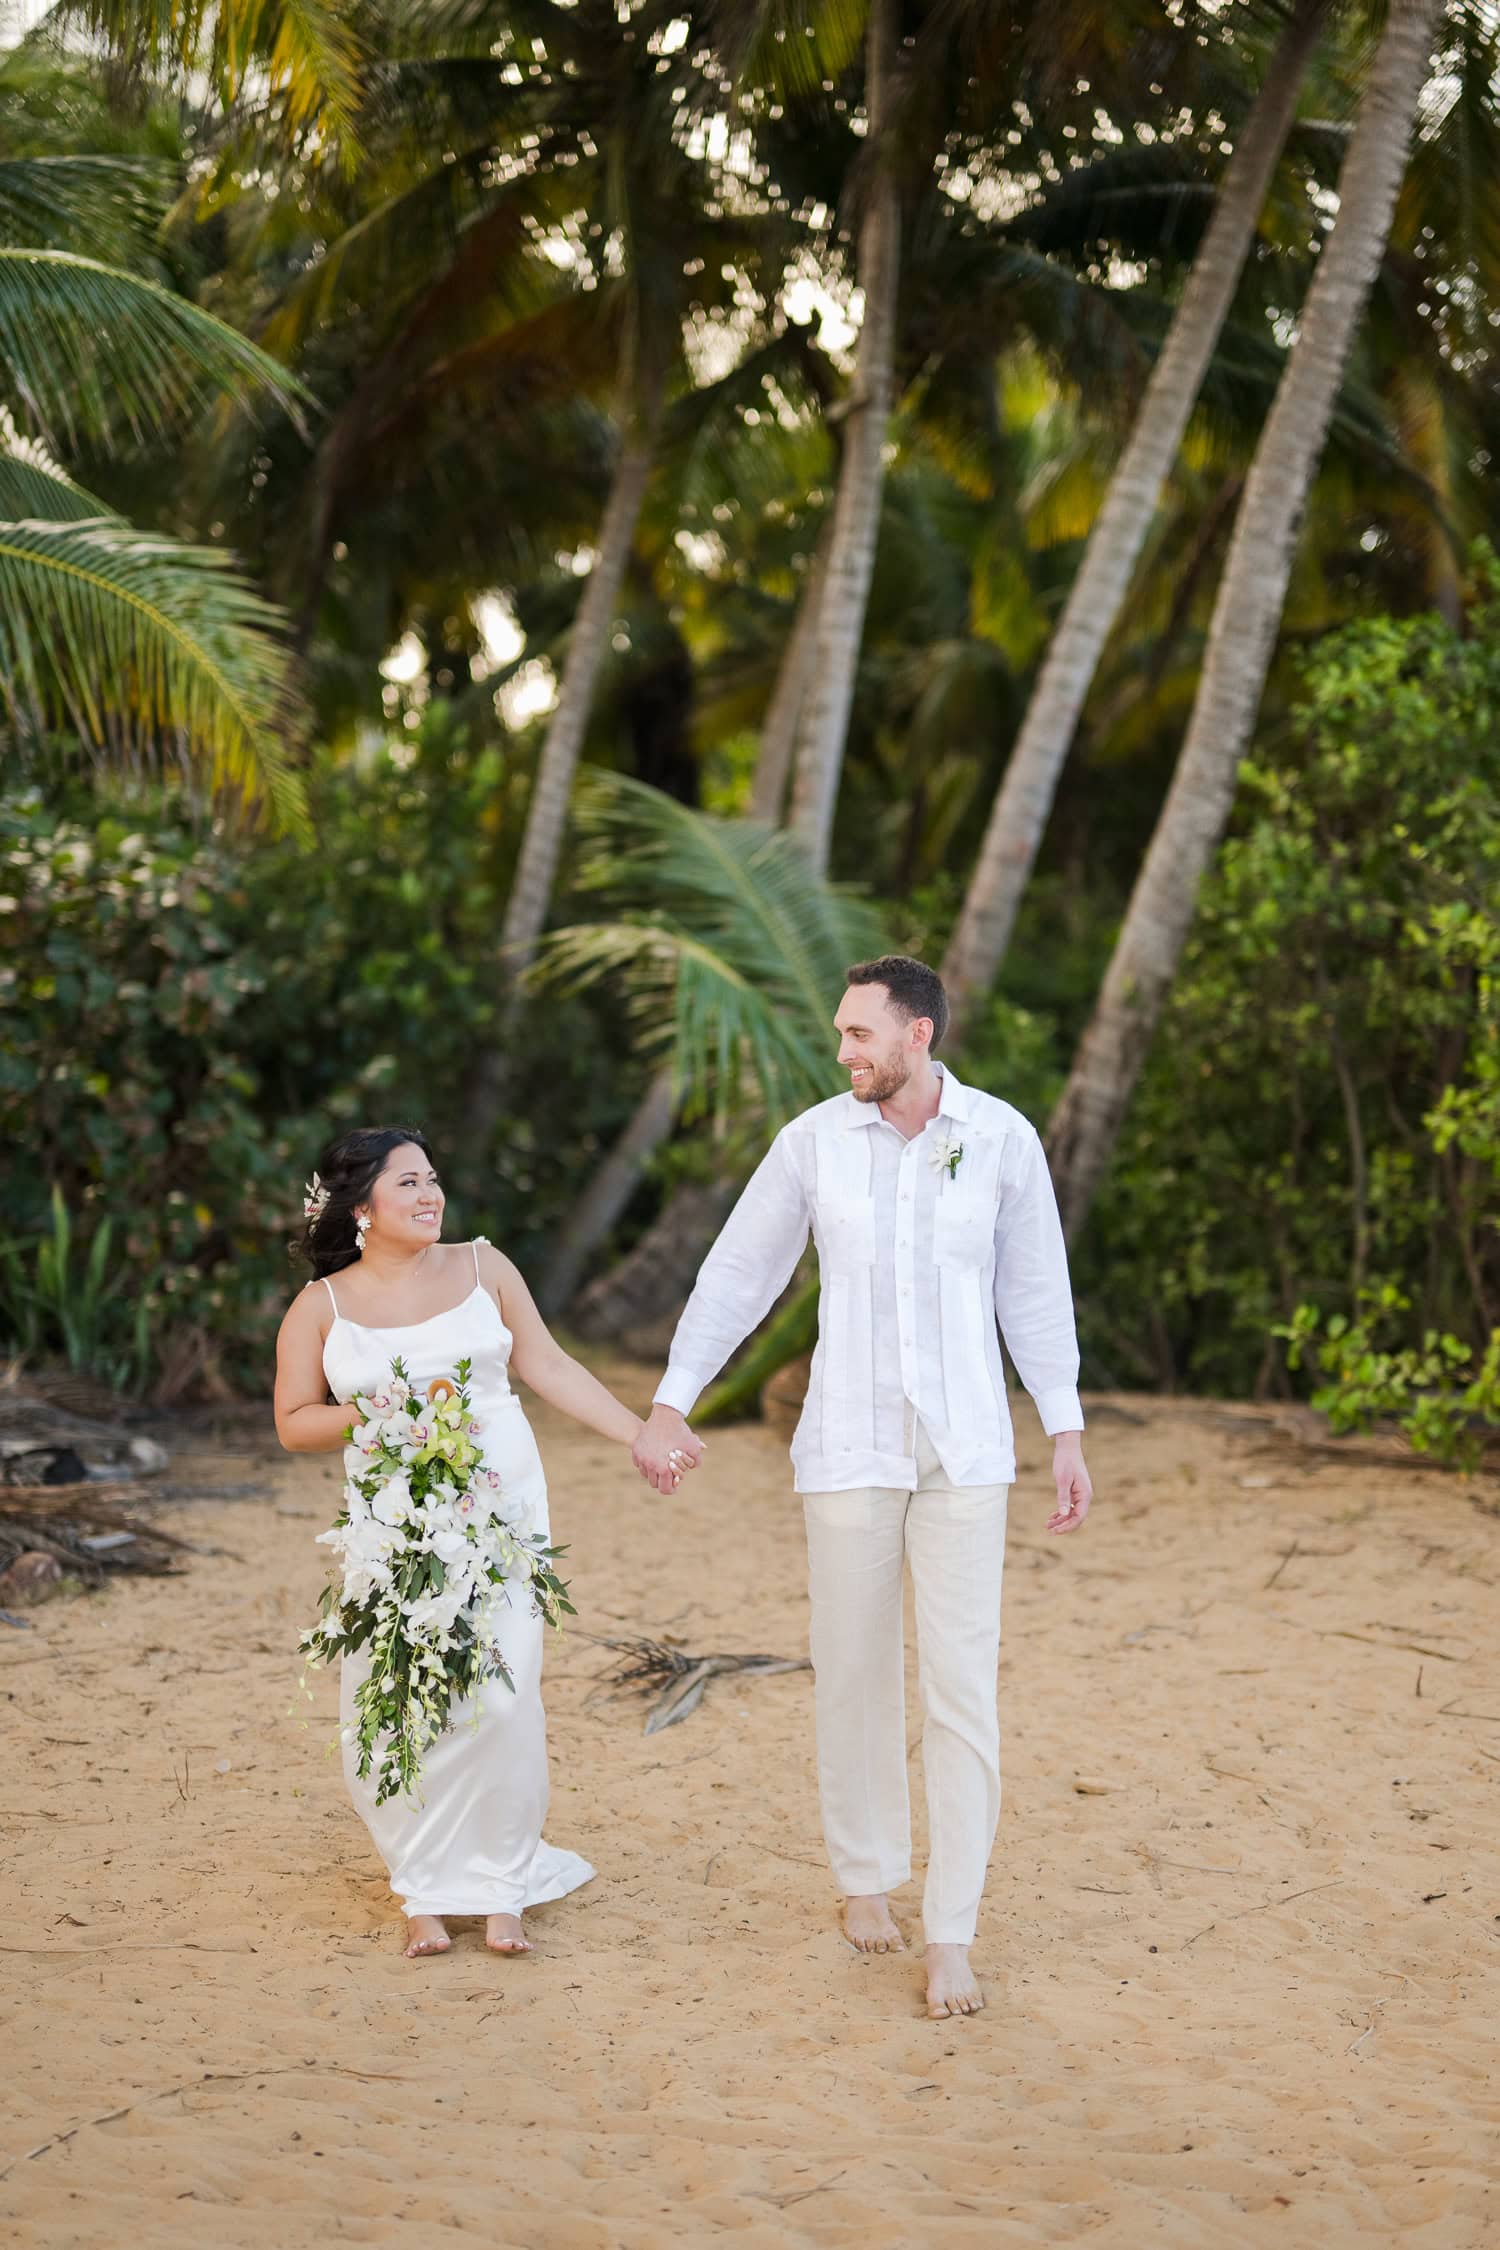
[[364, 1143, 444, 1250]]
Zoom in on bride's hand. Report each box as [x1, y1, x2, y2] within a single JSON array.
[[632, 1405, 704, 1495]]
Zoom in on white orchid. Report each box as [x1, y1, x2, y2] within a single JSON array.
[[302, 1350, 573, 1804], [431, 1523, 475, 1571], [369, 1470, 414, 1527], [404, 1585, 467, 1640], [929, 1131, 965, 1180]]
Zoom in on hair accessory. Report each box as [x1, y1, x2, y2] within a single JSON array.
[[303, 1173, 330, 1221]]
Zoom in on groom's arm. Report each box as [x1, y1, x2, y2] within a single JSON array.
[[635, 1131, 810, 1481], [993, 1129, 1091, 1534]]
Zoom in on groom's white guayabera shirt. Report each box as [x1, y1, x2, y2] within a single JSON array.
[[655, 1063, 1083, 1492]]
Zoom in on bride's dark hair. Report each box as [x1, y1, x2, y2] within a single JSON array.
[[295, 1125, 437, 1277]]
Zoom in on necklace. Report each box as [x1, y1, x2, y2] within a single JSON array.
[[359, 1243, 433, 1294]]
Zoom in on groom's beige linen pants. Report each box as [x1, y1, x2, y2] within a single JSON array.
[[801, 1420, 1008, 1947]]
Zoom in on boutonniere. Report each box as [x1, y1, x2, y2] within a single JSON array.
[[929, 1132, 965, 1181]]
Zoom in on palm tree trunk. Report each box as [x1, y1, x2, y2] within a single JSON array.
[[461, 415, 654, 1151], [941, 0, 1331, 1041], [787, 0, 901, 875], [569, 1179, 740, 1348], [536, 510, 841, 1316], [499, 424, 656, 980], [752, 516, 832, 823], [1046, 0, 1444, 1242], [536, 1062, 677, 1317]]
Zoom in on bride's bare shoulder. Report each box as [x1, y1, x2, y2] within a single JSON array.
[[470, 1235, 517, 1281], [471, 1235, 533, 1306], [279, 1276, 330, 1343]]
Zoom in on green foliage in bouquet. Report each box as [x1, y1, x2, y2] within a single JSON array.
[[301, 1358, 574, 1805]]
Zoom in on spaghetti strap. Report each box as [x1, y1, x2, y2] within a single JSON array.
[[470, 1237, 487, 1283], [320, 1275, 340, 1317]]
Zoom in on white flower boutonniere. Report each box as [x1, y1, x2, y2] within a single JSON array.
[[930, 1132, 965, 1182]]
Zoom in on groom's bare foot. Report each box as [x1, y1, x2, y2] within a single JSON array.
[[404, 1915, 450, 1958], [925, 1942, 983, 2018], [843, 1893, 905, 1953], [485, 1913, 532, 1955]]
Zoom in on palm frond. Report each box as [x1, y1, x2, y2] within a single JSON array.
[[0, 247, 309, 455], [536, 771, 886, 1125], [254, 157, 547, 369], [0, 513, 308, 832], [247, 0, 364, 142], [49, 1, 365, 148], [0, 155, 171, 258], [709, 0, 866, 98], [0, 447, 105, 521]]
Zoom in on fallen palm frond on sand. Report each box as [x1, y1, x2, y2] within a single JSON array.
[[584, 1632, 811, 1733], [0, 1484, 194, 1588]]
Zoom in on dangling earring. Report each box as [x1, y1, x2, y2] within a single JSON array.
[[355, 1212, 371, 1252]]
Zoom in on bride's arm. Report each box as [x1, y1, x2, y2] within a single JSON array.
[[274, 1287, 354, 1453], [485, 1245, 682, 1493]]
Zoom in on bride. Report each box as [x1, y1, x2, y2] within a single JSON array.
[[274, 1125, 698, 1959]]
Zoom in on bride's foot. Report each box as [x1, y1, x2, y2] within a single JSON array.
[[925, 1942, 983, 2018], [843, 1893, 905, 1953], [485, 1913, 532, 1955], [404, 1915, 451, 1958]]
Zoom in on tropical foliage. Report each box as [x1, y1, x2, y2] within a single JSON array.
[[1073, 564, 1500, 1411], [2, 0, 1498, 1459]]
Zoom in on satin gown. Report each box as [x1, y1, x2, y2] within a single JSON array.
[[319, 1240, 594, 1919]]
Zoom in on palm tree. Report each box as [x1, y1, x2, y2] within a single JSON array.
[[495, 408, 661, 986], [751, 512, 834, 822], [233, 2, 796, 1117], [0, 137, 308, 821], [786, 0, 901, 875], [939, 0, 1332, 1040], [532, 768, 885, 1336], [531, 371, 840, 1313], [539, 14, 1300, 1325], [1046, 0, 1447, 1241]]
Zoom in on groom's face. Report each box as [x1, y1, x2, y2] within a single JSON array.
[[835, 984, 924, 1103]]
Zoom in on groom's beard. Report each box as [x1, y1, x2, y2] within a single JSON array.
[[853, 1051, 912, 1104]]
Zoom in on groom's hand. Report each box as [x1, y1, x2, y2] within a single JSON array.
[[633, 1404, 705, 1496], [1047, 1433, 1092, 1534]]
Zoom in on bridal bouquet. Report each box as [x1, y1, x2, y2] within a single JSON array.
[[300, 1356, 574, 1804]]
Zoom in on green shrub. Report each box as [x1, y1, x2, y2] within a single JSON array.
[[0, 714, 638, 1393], [1077, 558, 1500, 1401], [1278, 1290, 1500, 1471]]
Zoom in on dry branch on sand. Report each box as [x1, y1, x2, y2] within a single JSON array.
[[584, 1632, 810, 1733], [0, 1485, 193, 1589]]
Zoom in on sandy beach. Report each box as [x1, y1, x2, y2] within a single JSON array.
[[4, 1371, 1498, 2248]]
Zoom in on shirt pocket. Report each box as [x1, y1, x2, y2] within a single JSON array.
[[820, 1193, 877, 1274], [933, 1186, 991, 1273]]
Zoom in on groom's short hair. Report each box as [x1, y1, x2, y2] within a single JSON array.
[[844, 955, 949, 1050]]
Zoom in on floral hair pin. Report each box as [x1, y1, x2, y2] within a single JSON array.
[[930, 1132, 965, 1181], [303, 1173, 330, 1220]]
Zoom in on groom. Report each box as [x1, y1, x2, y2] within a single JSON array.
[[635, 956, 1092, 2020]]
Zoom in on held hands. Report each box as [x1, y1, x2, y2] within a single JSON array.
[[1047, 1433, 1092, 1535], [632, 1403, 706, 1496]]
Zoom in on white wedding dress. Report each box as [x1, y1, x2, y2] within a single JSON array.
[[319, 1239, 594, 1920]]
